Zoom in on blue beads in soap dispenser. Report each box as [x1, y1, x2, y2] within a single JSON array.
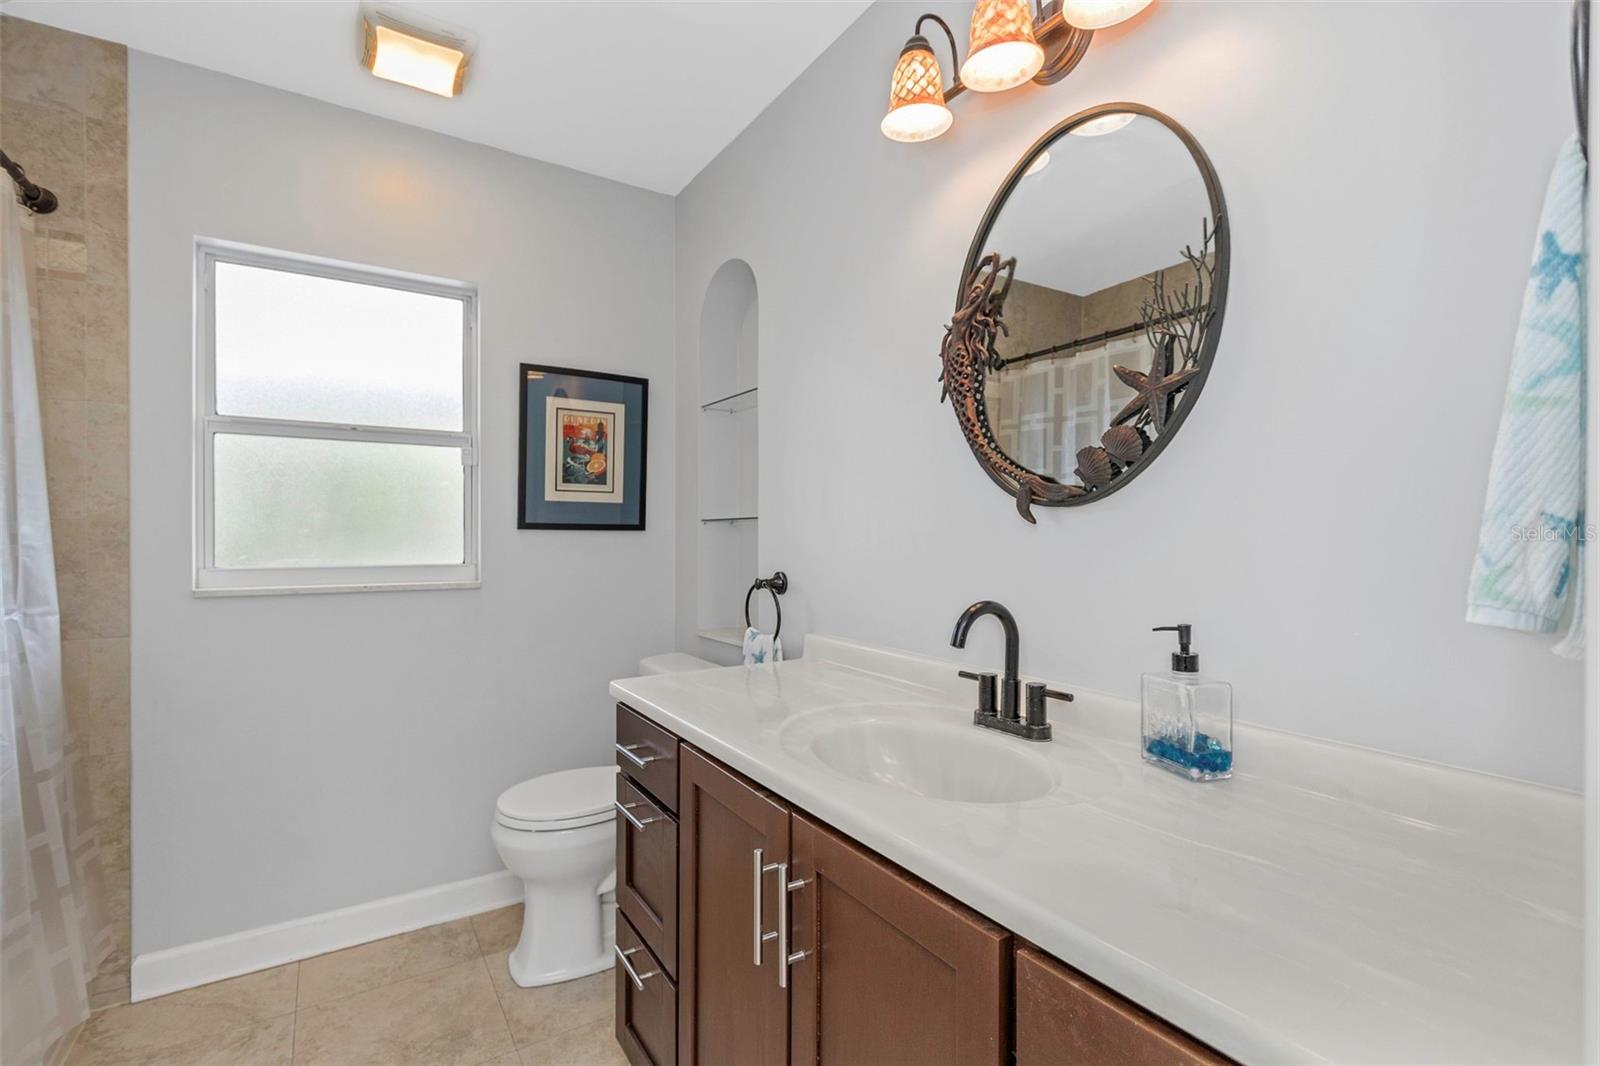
[[1143, 732, 1233, 777], [1140, 625, 1233, 781]]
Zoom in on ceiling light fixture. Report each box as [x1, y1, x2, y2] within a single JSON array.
[[881, 0, 1153, 143], [361, 6, 473, 98]]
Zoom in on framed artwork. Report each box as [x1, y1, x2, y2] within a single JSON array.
[[518, 364, 648, 530]]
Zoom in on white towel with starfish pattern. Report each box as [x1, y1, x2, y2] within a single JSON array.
[[742, 626, 783, 666], [1467, 135, 1586, 657]]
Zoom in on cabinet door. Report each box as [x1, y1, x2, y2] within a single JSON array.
[[678, 746, 791, 1066], [788, 814, 1010, 1066], [1015, 946, 1231, 1065], [617, 773, 678, 977]]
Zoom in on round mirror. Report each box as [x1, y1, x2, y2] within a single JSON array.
[[941, 104, 1228, 521]]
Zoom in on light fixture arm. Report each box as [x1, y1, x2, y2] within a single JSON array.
[[914, 13, 968, 101], [1030, 2, 1094, 85]]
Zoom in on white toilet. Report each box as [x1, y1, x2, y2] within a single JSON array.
[[492, 652, 716, 988], [491, 766, 619, 987]]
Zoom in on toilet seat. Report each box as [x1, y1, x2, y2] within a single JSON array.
[[495, 766, 616, 833]]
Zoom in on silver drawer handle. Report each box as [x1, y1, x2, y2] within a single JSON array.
[[615, 742, 662, 768], [614, 945, 658, 991], [751, 848, 778, 965], [614, 800, 661, 832], [776, 863, 810, 990]]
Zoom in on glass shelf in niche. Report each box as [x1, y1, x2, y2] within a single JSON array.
[[700, 386, 758, 414], [700, 515, 758, 524], [697, 627, 745, 648]]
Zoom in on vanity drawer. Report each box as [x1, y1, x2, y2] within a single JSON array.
[[616, 913, 677, 1066], [616, 703, 679, 813], [616, 774, 677, 977], [1015, 945, 1231, 1065]]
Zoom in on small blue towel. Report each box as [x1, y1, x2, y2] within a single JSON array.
[[1467, 136, 1586, 658]]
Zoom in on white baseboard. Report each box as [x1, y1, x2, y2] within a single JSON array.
[[130, 870, 522, 1002]]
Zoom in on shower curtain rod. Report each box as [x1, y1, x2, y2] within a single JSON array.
[[0, 149, 58, 215], [999, 307, 1199, 368]]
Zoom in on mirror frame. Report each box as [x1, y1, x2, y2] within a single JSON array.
[[945, 102, 1230, 522]]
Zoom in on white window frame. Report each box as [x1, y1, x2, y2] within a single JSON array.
[[193, 239, 480, 596]]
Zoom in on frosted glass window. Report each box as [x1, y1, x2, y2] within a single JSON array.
[[214, 261, 464, 431], [196, 242, 477, 593], [213, 436, 465, 569]]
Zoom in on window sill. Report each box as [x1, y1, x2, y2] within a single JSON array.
[[194, 580, 481, 598], [194, 565, 480, 597]]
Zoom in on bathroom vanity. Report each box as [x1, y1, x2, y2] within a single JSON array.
[[609, 637, 1583, 1066]]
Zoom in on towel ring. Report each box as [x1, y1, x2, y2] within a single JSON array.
[[744, 571, 788, 642]]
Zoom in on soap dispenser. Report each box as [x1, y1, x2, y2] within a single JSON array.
[[1141, 625, 1233, 780]]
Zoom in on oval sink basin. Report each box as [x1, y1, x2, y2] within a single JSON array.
[[802, 718, 1057, 804]]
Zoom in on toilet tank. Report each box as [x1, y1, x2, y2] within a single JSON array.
[[639, 652, 718, 675]]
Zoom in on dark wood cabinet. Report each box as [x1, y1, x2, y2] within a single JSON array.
[[612, 704, 1230, 1066], [788, 814, 1010, 1066], [1015, 945, 1230, 1066], [616, 914, 678, 1066], [677, 746, 791, 1066], [616, 773, 678, 977]]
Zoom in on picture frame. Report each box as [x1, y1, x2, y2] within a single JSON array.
[[518, 364, 648, 530]]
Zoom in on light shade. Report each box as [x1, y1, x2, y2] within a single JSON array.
[[1069, 112, 1136, 137], [1023, 150, 1050, 176], [1060, 0, 1154, 31], [882, 38, 954, 143], [960, 0, 1044, 93], [362, 18, 469, 97]]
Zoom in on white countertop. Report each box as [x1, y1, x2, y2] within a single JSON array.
[[610, 636, 1584, 1066]]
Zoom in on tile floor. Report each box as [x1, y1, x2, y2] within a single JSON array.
[[64, 905, 627, 1066]]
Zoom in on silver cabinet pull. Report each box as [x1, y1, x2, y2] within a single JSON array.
[[614, 944, 657, 991], [776, 863, 810, 989], [614, 800, 661, 832], [751, 848, 778, 965], [615, 742, 661, 768]]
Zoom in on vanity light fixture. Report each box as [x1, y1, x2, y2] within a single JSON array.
[[882, 24, 956, 143], [1060, 0, 1153, 30], [361, 7, 473, 98], [882, 1, 1149, 143], [962, 0, 1046, 92]]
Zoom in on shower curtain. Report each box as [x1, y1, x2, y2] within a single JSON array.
[[0, 193, 113, 1062]]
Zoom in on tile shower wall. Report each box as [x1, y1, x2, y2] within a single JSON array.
[[1, 16, 131, 1006]]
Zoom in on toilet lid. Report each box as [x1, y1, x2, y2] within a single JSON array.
[[496, 766, 616, 826]]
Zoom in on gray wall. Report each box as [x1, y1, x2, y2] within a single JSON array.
[[674, 0, 1583, 787], [130, 54, 675, 954]]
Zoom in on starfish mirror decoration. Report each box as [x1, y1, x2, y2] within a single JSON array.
[[1110, 336, 1197, 435]]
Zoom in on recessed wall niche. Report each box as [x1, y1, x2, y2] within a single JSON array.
[[696, 259, 759, 647]]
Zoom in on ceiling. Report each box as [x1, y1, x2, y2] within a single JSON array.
[[4, 0, 871, 194]]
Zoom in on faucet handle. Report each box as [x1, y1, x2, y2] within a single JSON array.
[[958, 670, 998, 716], [1024, 682, 1073, 728]]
